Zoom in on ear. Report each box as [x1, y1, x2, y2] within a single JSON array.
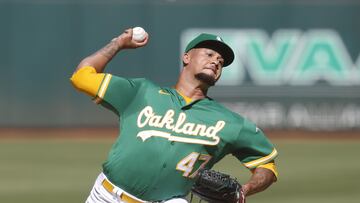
[[182, 52, 190, 66]]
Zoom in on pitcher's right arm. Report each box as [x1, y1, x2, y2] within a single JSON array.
[[70, 28, 148, 98]]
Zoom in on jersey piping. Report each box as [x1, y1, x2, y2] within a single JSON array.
[[97, 74, 112, 100], [244, 148, 278, 168]]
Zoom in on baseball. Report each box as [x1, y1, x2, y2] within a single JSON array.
[[132, 27, 146, 42]]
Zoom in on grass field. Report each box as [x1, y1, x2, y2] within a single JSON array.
[[0, 131, 359, 203]]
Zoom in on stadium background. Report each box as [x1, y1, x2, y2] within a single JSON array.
[[1, 0, 359, 202]]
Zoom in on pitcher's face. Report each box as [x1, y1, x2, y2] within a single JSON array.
[[184, 48, 224, 86]]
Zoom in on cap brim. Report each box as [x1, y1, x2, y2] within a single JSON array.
[[193, 40, 234, 67]]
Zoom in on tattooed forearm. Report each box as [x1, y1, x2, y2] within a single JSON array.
[[243, 167, 276, 196], [75, 39, 121, 73], [97, 40, 120, 59]]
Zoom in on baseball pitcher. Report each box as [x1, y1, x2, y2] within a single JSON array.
[[70, 28, 278, 203]]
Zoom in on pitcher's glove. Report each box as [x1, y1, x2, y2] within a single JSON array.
[[191, 169, 245, 203]]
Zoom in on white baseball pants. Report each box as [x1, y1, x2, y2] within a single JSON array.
[[85, 173, 188, 203]]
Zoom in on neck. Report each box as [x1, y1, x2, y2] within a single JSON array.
[[175, 70, 209, 100]]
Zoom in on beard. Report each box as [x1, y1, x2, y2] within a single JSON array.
[[195, 73, 216, 86]]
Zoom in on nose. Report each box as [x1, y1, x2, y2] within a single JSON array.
[[212, 60, 222, 70], [211, 58, 220, 67]]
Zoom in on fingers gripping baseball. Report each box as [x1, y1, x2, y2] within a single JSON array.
[[113, 27, 149, 49]]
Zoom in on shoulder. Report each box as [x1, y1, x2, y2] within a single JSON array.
[[111, 77, 159, 88], [135, 78, 157, 86], [207, 99, 246, 122], [207, 100, 260, 133], [135, 78, 161, 90]]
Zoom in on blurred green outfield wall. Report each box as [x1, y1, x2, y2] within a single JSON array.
[[1, 0, 360, 129]]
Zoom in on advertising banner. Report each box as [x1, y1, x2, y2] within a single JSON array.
[[182, 28, 360, 130]]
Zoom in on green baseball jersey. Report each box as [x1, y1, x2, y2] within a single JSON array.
[[96, 74, 277, 201]]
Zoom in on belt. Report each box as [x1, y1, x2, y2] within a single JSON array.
[[102, 179, 144, 203]]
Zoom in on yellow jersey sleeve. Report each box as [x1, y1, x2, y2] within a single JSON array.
[[254, 161, 278, 179], [70, 66, 106, 98]]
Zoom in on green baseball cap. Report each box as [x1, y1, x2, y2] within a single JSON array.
[[185, 33, 234, 67]]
